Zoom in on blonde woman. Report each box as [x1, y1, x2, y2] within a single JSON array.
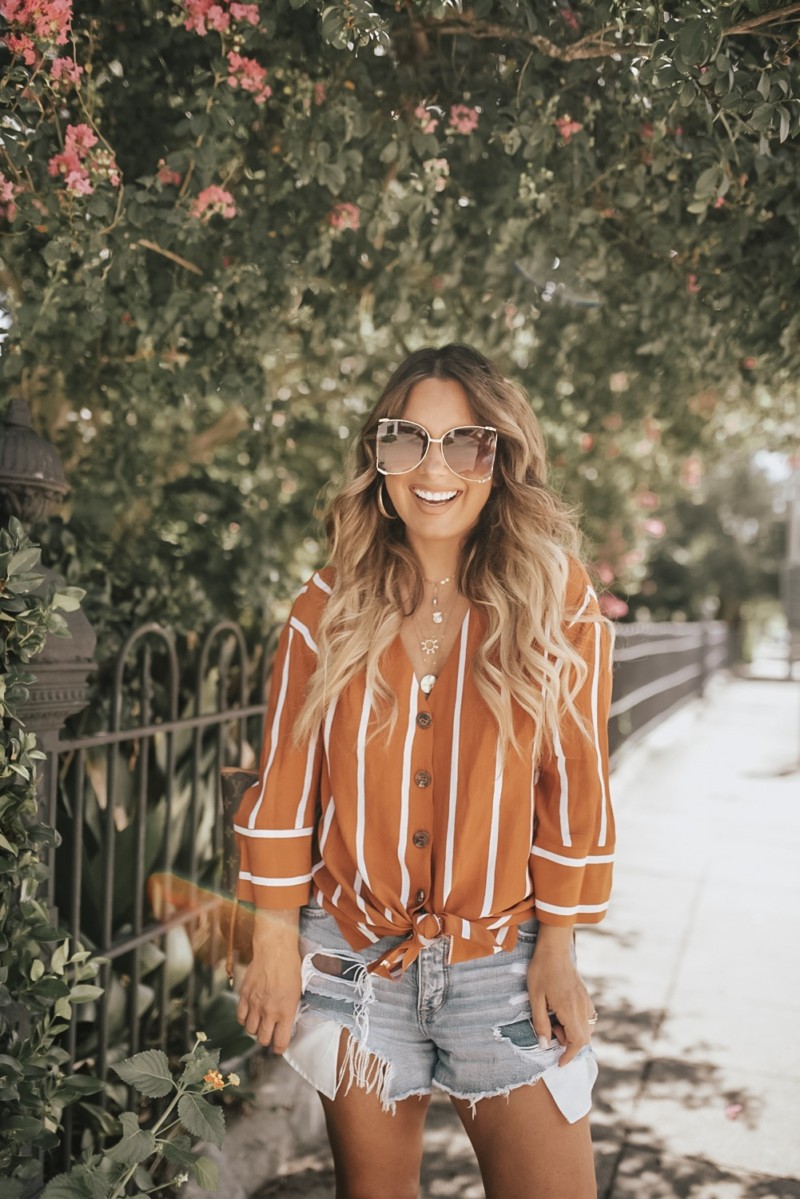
[[234, 344, 614, 1199]]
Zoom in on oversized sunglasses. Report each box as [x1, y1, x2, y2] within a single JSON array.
[[374, 418, 498, 484]]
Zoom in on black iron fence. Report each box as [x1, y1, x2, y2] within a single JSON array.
[[45, 613, 730, 1159]]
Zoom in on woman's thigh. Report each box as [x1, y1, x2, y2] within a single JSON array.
[[451, 1081, 597, 1199], [320, 1028, 432, 1199]]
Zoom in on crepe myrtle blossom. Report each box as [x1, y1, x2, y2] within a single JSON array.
[[555, 114, 583, 143], [49, 55, 83, 89], [422, 158, 450, 192], [157, 159, 182, 187], [180, 0, 258, 36], [599, 593, 629, 619], [0, 173, 22, 222], [48, 123, 120, 196], [414, 104, 439, 134], [190, 185, 237, 220], [328, 202, 360, 231], [448, 104, 479, 135], [226, 51, 271, 103], [2, 0, 72, 45]]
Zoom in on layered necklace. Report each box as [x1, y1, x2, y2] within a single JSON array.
[[413, 575, 457, 695]]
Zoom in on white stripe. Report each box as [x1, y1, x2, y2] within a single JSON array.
[[332, 883, 342, 905], [294, 726, 320, 828], [495, 925, 510, 946], [461, 918, 471, 939], [249, 628, 294, 828], [313, 571, 333, 595], [531, 846, 615, 867], [591, 622, 610, 847], [442, 612, 470, 905], [480, 738, 504, 917], [311, 860, 324, 875], [487, 913, 511, 930], [535, 899, 610, 916], [357, 922, 380, 943], [289, 615, 318, 653], [568, 584, 594, 627], [322, 694, 338, 757], [553, 716, 571, 847], [319, 793, 335, 851], [235, 824, 314, 839], [397, 679, 418, 907], [528, 744, 536, 893], [355, 686, 373, 891], [239, 870, 312, 886], [353, 869, 367, 917], [384, 907, 394, 922]]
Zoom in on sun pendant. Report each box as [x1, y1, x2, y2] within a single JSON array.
[[420, 673, 437, 694], [420, 637, 439, 656]]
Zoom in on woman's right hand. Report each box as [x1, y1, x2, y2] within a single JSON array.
[[236, 908, 302, 1054]]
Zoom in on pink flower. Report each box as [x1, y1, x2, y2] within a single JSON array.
[[50, 55, 83, 88], [0, 171, 21, 222], [230, 2, 259, 24], [5, 33, 38, 64], [314, 82, 327, 105], [3, 0, 72, 45], [190, 184, 237, 220], [65, 123, 97, 153], [599, 594, 629, 620], [64, 168, 93, 195], [48, 147, 82, 179], [414, 104, 439, 135], [642, 518, 666, 538], [596, 561, 615, 585], [579, 433, 594, 452], [636, 490, 660, 510], [328, 202, 360, 231], [686, 273, 701, 294], [422, 157, 449, 192], [448, 104, 479, 135], [157, 159, 182, 186], [555, 115, 583, 143], [227, 51, 271, 103], [559, 8, 580, 33]]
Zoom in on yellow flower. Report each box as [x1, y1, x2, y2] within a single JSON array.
[[203, 1069, 225, 1090], [227, 1072, 241, 1087], [194, 1031, 208, 1042]]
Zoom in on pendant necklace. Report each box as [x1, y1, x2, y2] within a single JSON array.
[[414, 584, 458, 695], [425, 575, 451, 626]]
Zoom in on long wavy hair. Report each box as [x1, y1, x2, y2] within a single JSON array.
[[295, 344, 607, 761]]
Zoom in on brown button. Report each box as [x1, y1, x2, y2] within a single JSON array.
[[416, 711, 432, 729], [412, 829, 430, 848], [414, 770, 431, 788], [414, 889, 426, 906]]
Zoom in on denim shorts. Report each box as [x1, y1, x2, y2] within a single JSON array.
[[282, 899, 597, 1122]]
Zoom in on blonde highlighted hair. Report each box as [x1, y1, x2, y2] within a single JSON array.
[[295, 344, 607, 761]]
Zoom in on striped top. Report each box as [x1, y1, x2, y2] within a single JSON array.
[[234, 560, 614, 979]]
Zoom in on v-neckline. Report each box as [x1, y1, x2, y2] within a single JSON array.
[[394, 608, 471, 699]]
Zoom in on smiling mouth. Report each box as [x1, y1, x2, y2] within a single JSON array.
[[411, 487, 460, 506]]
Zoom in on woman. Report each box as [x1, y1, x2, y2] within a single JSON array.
[[234, 344, 614, 1199]]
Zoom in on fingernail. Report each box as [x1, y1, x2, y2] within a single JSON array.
[[538, 1035, 550, 1051]]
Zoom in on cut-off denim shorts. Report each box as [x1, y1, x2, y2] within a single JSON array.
[[282, 898, 598, 1122]]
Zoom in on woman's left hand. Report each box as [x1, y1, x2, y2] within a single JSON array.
[[527, 924, 596, 1067]]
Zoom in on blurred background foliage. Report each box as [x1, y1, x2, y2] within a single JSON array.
[[1, 0, 798, 662]]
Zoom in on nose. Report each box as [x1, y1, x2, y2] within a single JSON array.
[[418, 436, 453, 479]]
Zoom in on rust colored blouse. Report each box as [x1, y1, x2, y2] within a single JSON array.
[[234, 560, 614, 979]]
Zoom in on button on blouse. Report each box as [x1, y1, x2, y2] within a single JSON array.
[[234, 561, 615, 980]]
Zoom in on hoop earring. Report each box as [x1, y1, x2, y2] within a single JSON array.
[[377, 479, 398, 520]]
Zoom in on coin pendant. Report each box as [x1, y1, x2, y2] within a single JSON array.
[[420, 674, 437, 694]]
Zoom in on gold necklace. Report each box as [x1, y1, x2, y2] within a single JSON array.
[[413, 588, 458, 694], [424, 575, 452, 625]]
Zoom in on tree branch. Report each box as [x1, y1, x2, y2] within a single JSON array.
[[136, 239, 203, 276], [723, 2, 800, 37]]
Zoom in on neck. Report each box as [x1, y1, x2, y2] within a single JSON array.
[[406, 535, 461, 588]]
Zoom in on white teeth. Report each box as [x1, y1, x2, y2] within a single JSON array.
[[413, 488, 458, 503]]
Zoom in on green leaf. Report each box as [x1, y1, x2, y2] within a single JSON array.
[[161, 1137, 198, 1168], [194, 1157, 220, 1192], [178, 1093, 225, 1148], [67, 984, 104, 1003], [112, 1049, 174, 1097], [6, 548, 41, 577], [41, 1167, 110, 1199], [105, 1111, 157, 1166]]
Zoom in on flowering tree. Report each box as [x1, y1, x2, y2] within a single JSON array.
[[1, 0, 798, 645]]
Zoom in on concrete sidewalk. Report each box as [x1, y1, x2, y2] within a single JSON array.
[[238, 676, 800, 1198]]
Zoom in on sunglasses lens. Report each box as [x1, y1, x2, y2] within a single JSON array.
[[443, 427, 497, 481], [376, 421, 428, 474]]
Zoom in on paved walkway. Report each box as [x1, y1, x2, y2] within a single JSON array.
[[250, 676, 800, 1198]]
